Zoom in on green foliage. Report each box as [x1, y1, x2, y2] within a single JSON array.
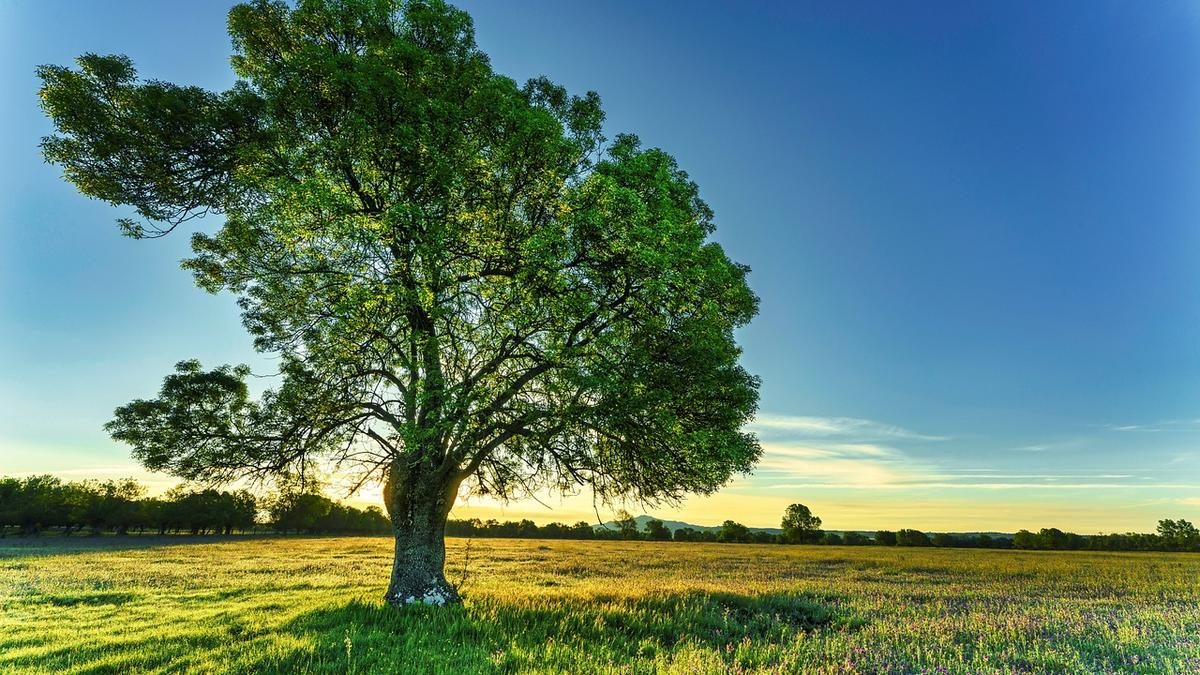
[[1157, 518, 1200, 551], [613, 510, 641, 540], [40, 0, 760, 537], [874, 530, 897, 546], [156, 487, 259, 535], [0, 475, 392, 537], [1008, 524, 1200, 552], [672, 526, 714, 543], [780, 503, 822, 544], [931, 533, 955, 548], [645, 518, 671, 541], [267, 488, 389, 535], [446, 518, 595, 539], [1012, 528, 1081, 551], [716, 520, 750, 544], [895, 529, 932, 547], [842, 532, 869, 546], [1013, 529, 1037, 549]]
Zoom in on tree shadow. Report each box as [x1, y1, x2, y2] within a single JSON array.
[[236, 590, 859, 673], [4, 583, 863, 673]]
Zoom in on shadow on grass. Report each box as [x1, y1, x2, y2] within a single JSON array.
[[241, 591, 856, 673], [44, 590, 139, 606], [3, 587, 859, 673]]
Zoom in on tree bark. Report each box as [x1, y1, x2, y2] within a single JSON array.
[[383, 466, 461, 606]]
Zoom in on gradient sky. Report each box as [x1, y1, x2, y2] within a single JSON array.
[[3, 1, 1200, 532]]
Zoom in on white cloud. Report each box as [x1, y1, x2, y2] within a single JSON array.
[[749, 414, 948, 442], [766, 480, 1200, 491], [942, 472, 1135, 479], [1101, 419, 1200, 433], [1012, 438, 1087, 453], [752, 441, 944, 489], [742, 414, 952, 490]]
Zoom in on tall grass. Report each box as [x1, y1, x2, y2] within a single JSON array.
[[2, 537, 1197, 673]]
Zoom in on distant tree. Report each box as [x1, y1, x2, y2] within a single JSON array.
[[781, 503, 823, 544], [225, 490, 258, 534], [3, 476, 73, 534], [748, 530, 778, 544], [0, 478, 17, 536], [821, 532, 843, 545], [267, 480, 333, 534], [874, 530, 897, 546], [614, 510, 641, 540], [896, 529, 931, 547], [717, 520, 750, 543], [43, 0, 760, 607], [1013, 529, 1038, 549], [446, 518, 480, 537], [843, 532, 869, 546], [672, 527, 699, 542], [931, 533, 957, 548], [74, 478, 146, 535], [645, 518, 672, 541], [1037, 528, 1070, 550], [1157, 519, 1200, 551], [569, 521, 596, 540]]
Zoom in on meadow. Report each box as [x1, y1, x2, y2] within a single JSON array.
[[1, 536, 1198, 674]]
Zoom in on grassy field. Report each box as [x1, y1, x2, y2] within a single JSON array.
[[1, 537, 1198, 674]]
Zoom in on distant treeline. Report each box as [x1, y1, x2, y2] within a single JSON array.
[[445, 517, 1200, 553], [1012, 523, 1200, 552], [444, 517, 1017, 548], [0, 475, 388, 536], [5, 475, 1195, 551]]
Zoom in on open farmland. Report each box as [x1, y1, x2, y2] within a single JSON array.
[[1, 537, 1198, 674]]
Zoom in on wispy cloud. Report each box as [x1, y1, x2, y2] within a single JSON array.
[[766, 481, 1200, 490], [743, 413, 1193, 494], [744, 413, 952, 490], [1012, 438, 1086, 453], [753, 439, 945, 489], [1100, 419, 1200, 433], [750, 414, 949, 442], [941, 472, 1136, 479]]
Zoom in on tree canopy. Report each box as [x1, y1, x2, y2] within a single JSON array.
[[38, 0, 761, 604], [780, 503, 822, 544]]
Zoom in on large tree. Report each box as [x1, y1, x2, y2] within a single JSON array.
[[38, 0, 760, 606]]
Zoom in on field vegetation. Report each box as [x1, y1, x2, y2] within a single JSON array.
[[2, 537, 1198, 673]]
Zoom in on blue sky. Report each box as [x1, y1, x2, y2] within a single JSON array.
[[3, 1, 1200, 531]]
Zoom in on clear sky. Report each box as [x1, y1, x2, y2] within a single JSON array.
[[3, 1, 1200, 532]]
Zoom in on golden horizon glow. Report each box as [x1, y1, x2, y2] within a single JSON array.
[[6, 424, 1199, 535]]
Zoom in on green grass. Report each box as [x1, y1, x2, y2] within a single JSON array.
[[2, 537, 1198, 673]]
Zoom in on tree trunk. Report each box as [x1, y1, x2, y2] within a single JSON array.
[[383, 466, 461, 607]]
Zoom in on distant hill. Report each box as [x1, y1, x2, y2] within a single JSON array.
[[594, 515, 781, 534], [594, 514, 1014, 538]]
